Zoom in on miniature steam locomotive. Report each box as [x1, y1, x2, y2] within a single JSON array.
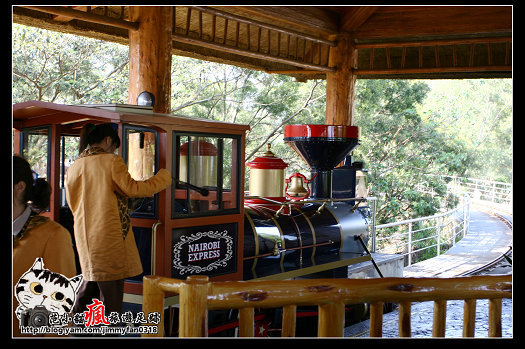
[[243, 124, 371, 280]]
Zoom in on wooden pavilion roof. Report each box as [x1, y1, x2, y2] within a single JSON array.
[[13, 5, 512, 81]]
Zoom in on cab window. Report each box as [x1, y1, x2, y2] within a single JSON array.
[[21, 126, 50, 181], [172, 132, 241, 218], [122, 125, 159, 218]]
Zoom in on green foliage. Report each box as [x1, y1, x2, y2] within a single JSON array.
[[418, 79, 512, 182], [12, 24, 129, 104], [353, 80, 475, 223]]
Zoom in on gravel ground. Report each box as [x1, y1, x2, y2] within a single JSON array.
[[345, 255, 513, 338], [345, 298, 512, 338]]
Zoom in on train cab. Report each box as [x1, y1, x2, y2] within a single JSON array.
[[13, 100, 249, 307]]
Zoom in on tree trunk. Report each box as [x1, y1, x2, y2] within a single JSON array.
[[128, 6, 173, 114], [325, 33, 357, 126]]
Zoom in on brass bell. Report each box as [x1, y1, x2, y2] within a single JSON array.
[[285, 173, 312, 200], [287, 176, 308, 197]]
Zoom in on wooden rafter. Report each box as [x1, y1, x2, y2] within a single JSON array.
[[225, 6, 340, 37], [13, 5, 512, 80], [24, 6, 138, 31], [354, 36, 512, 76], [340, 6, 378, 32], [52, 6, 92, 22], [173, 6, 336, 72], [352, 6, 511, 39]]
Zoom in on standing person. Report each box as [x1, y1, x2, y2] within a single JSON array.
[[65, 123, 171, 323], [12, 155, 77, 337]]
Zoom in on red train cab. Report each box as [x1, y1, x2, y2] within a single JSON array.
[[13, 100, 250, 308]]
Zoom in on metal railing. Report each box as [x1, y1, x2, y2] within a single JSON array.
[[370, 197, 470, 267], [419, 175, 512, 206], [370, 176, 511, 266]]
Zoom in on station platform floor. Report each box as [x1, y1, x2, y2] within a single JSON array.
[[344, 206, 513, 338], [403, 206, 512, 277]]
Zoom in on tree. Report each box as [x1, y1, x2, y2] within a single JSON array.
[[12, 24, 129, 104], [418, 79, 512, 182], [352, 80, 466, 223]]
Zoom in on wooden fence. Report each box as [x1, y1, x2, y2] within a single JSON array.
[[142, 274, 511, 338]]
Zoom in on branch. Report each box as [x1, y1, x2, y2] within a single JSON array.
[[172, 72, 247, 112], [245, 80, 322, 161], [75, 59, 129, 100]]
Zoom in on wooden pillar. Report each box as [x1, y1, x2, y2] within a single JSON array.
[[325, 33, 357, 126], [128, 6, 173, 114]]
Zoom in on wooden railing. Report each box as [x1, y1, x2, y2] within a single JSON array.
[[142, 274, 511, 338]]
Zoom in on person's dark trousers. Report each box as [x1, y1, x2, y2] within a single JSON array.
[[72, 279, 125, 336]]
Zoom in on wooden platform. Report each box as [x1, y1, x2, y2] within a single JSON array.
[[403, 207, 512, 277]]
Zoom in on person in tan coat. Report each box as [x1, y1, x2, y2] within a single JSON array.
[[13, 155, 77, 337], [65, 123, 171, 322]]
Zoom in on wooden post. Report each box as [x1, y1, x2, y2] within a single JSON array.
[[49, 124, 61, 221], [142, 276, 165, 337], [318, 302, 345, 337], [127, 131, 156, 180], [369, 301, 384, 337], [325, 33, 357, 126], [432, 300, 447, 337], [179, 275, 209, 337], [282, 304, 297, 337], [239, 307, 254, 337], [128, 6, 173, 114], [463, 299, 476, 337], [488, 298, 502, 337], [398, 301, 412, 337]]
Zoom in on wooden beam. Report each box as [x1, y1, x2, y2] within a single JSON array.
[[53, 6, 92, 22], [172, 32, 335, 72], [353, 6, 511, 39], [354, 65, 511, 76], [225, 6, 339, 36], [354, 36, 512, 49], [340, 6, 378, 32], [24, 6, 138, 31], [355, 35, 511, 76], [193, 6, 336, 47]]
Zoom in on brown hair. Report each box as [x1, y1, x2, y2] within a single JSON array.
[[13, 155, 50, 212], [79, 123, 121, 154]]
